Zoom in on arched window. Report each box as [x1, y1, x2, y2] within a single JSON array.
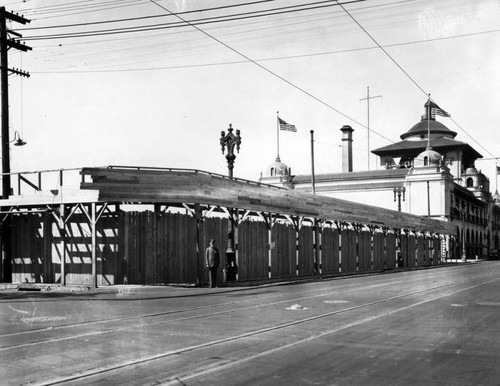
[[466, 177, 474, 188], [423, 156, 429, 166], [270, 167, 275, 176]]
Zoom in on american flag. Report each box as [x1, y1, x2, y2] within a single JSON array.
[[278, 117, 297, 132], [428, 101, 450, 117]]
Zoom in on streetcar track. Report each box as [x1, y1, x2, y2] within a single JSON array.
[[22, 275, 500, 386], [1, 278, 418, 351], [0, 266, 463, 341], [1, 267, 466, 350], [161, 275, 500, 386]]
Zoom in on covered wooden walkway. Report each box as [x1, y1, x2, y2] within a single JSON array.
[[0, 166, 457, 287]]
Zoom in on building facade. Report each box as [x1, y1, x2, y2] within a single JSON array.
[[260, 102, 500, 260]]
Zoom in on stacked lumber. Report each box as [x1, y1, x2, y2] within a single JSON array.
[[80, 167, 456, 234]]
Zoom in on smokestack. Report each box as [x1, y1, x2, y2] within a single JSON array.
[[340, 125, 354, 172]]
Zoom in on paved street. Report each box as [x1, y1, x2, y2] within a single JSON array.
[[1, 262, 500, 385]]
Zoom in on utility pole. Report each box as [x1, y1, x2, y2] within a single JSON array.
[[0, 7, 31, 283], [1, 7, 31, 199], [360, 86, 382, 171]]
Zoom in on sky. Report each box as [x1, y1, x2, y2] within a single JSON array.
[[3, 0, 500, 190]]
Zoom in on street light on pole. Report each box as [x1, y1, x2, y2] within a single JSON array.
[[220, 124, 241, 281], [393, 186, 406, 212]]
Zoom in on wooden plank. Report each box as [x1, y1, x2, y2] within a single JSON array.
[[416, 234, 425, 266], [358, 231, 371, 271], [74, 167, 457, 235], [298, 225, 314, 276], [386, 232, 396, 269], [373, 232, 385, 270]]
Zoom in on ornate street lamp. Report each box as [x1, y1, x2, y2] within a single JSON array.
[[393, 186, 406, 212], [220, 124, 241, 178], [220, 124, 241, 281]]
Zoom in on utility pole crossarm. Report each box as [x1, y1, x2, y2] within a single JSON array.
[[2, 67, 30, 77], [1, 9, 30, 25], [5, 38, 32, 52]]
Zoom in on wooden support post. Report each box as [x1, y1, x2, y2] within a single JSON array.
[[91, 203, 97, 288], [262, 213, 273, 279], [59, 204, 66, 286], [268, 222, 272, 279], [369, 226, 375, 270], [383, 227, 388, 270], [195, 204, 203, 287], [337, 222, 342, 273], [395, 229, 400, 268], [353, 223, 361, 272], [234, 211, 239, 282], [316, 219, 322, 275]]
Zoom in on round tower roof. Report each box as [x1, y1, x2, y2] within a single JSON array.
[[264, 157, 290, 177], [465, 167, 478, 174], [414, 147, 442, 168], [400, 119, 457, 140]]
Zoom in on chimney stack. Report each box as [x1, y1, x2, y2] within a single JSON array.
[[340, 125, 354, 172]]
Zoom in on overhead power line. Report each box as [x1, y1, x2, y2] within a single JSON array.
[[30, 29, 500, 74], [22, 0, 366, 40], [334, 0, 498, 160], [20, 0, 277, 28], [147, 0, 396, 144]]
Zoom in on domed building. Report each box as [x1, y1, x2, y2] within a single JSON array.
[[264, 101, 500, 260], [372, 100, 482, 181], [259, 156, 293, 187]]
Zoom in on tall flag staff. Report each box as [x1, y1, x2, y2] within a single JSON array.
[[496, 163, 500, 195], [276, 112, 297, 161], [426, 95, 450, 149]]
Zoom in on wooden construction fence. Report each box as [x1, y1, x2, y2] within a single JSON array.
[[9, 210, 449, 286]]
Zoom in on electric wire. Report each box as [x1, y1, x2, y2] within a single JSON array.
[[334, 0, 498, 159], [22, 0, 366, 40], [29, 28, 500, 74], [19, 0, 278, 28], [148, 0, 394, 144], [8, 0, 498, 155]]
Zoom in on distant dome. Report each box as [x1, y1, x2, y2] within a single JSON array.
[[264, 157, 291, 177], [414, 148, 442, 167], [401, 119, 457, 140], [465, 167, 478, 174]]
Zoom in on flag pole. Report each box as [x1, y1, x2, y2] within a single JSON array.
[[496, 162, 498, 195], [276, 111, 280, 161], [310, 130, 316, 194], [427, 94, 431, 149]]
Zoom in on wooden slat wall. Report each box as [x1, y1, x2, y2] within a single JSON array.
[[416, 234, 425, 266], [298, 225, 314, 276], [386, 232, 396, 270], [321, 227, 339, 274], [238, 220, 268, 281], [358, 231, 371, 271], [341, 229, 356, 273], [433, 236, 441, 265], [400, 233, 409, 268], [8, 209, 451, 286], [373, 232, 385, 270], [271, 222, 296, 279], [11, 214, 45, 283]]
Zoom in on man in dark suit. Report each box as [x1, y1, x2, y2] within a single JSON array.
[[205, 239, 220, 288]]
